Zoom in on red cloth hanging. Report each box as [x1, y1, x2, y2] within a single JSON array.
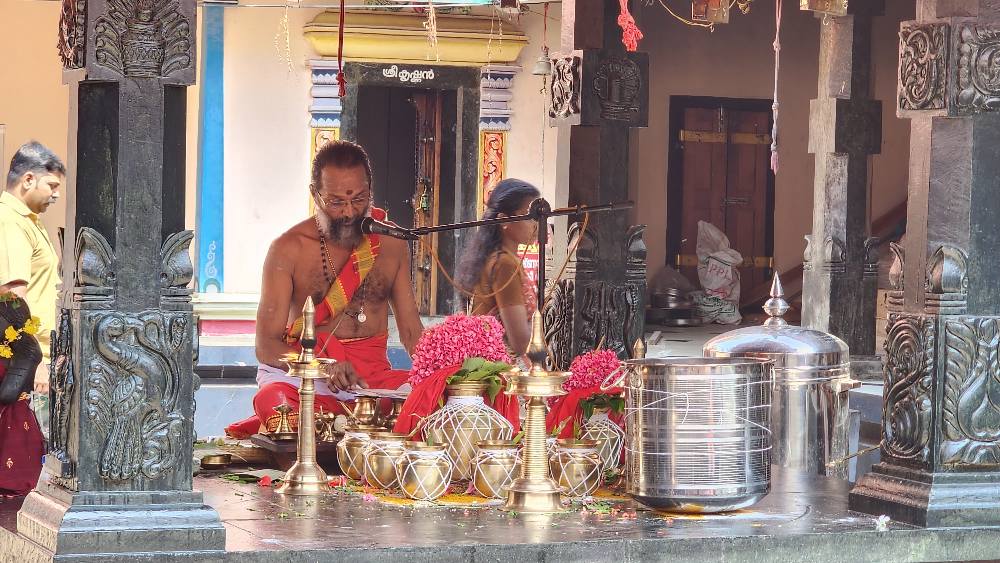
[[0, 364, 44, 496], [617, 0, 643, 52]]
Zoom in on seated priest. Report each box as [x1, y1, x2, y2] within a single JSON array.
[[225, 140, 423, 438]]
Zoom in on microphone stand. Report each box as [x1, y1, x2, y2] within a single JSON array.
[[389, 198, 633, 312]]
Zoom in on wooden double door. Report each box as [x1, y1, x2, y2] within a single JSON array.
[[356, 87, 447, 315], [667, 97, 775, 300]]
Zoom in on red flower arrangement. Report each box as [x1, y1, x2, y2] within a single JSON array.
[[394, 315, 518, 435], [546, 349, 625, 439], [565, 350, 621, 392], [408, 314, 510, 386]]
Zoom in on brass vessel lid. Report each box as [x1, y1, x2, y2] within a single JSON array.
[[446, 381, 488, 397], [368, 431, 406, 442], [405, 441, 447, 452]]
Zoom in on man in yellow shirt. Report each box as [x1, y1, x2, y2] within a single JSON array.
[[0, 141, 64, 435]]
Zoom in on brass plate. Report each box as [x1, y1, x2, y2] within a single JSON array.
[[200, 454, 232, 470]]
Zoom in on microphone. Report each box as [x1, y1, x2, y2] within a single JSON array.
[[360, 217, 419, 240]]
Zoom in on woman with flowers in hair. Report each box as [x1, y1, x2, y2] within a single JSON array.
[[0, 292, 45, 495], [456, 178, 541, 359]]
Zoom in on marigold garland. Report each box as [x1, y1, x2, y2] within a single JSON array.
[[0, 315, 40, 359]]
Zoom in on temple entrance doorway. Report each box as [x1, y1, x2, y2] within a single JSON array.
[[667, 96, 776, 304], [355, 85, 455, 316]]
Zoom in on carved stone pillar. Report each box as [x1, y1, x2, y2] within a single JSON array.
[[849, 1, 1000, 528], [801, 1, 883, 358], [545, 224, 646, 368], [541, 0, 648, 367], [11, 0, 225, 556]]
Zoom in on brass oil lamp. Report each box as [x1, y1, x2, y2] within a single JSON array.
[[275, 297, 334, 495], [503, 311, 570, 513]]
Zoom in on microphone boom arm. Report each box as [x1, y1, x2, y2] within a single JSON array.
[[387, 198, 633, 313]]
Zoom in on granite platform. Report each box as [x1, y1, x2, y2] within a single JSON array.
[[3, 467, 1000, 562]]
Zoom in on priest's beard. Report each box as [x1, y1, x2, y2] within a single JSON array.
[[317, 209, 364, 248]]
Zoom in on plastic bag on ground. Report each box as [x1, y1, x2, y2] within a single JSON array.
[[695, 221, 742, 324], [691, 291, 742, 325]]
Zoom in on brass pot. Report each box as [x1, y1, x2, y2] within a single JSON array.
[[549, 438, 603, 498], [473, 440, 521, 499], [384, 397, 406, 430], [546, 437, 559, 458], [581, 409, 625, 471], [396, 442, 454, 501], [336, 430, 372, 480], [200, 453, 231, 470], [363, 432, 406, 489], [422, 382, 514, 480], [351, 396, 384, 427]]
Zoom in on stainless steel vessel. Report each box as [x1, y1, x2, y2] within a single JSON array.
[[621, 357, 772, 513], [704, 274, 860, 479]]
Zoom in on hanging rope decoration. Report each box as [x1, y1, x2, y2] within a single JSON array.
[[424, 2, 441, 61], [617, 0, 643, 51], [336, 0, 347, 97], [770, 0, 782, 173], [273, 6, 294, 73]]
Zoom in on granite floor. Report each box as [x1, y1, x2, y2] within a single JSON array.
[[5, 465, 1000, 562]]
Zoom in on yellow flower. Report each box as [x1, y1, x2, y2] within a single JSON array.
[[0, 345, 12, 359], [21, 317, 40, 336], [3, 326, 18, 342]]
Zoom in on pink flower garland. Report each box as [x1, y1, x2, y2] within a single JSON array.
[[408, 314, 511, 385], [565, 349, 621, 392]]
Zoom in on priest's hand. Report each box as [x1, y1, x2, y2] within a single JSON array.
[[326, 361, 367, 392]]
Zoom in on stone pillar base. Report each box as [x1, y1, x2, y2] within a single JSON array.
[[850, 463, 1000, 528], [14, 482, 224, 557]]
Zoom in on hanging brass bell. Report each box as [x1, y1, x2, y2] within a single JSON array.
[[532, 47, 552, 76]]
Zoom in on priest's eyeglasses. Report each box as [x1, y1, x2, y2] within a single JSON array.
[[313, 190, 372, 212]]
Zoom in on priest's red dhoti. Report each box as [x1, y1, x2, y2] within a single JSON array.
[[225, 332, 409, 439]]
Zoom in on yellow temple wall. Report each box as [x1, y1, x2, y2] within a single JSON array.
[[0, 0, 69, 240], [0, 0, 200, 250], [504, 9, 561, 205]]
